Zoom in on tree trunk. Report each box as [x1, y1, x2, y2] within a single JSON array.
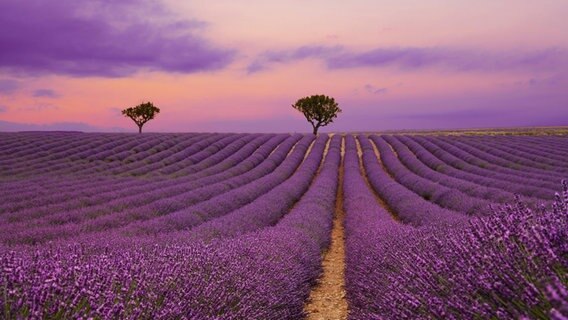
[[312, 126, 318, 135], [138, 125, 143, 134]]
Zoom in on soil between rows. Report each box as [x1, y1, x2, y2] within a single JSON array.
[[304, 142, 348, 320]]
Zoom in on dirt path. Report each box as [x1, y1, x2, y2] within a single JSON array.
[[304, 137, 348, 320]]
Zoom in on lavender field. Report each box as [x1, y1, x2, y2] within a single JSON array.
[[0, 132, 566, 319]]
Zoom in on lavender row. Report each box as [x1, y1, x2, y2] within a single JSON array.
[[182, 135, 337, 242], [0, 132, 112, 160], [108, 134, 194, 163], [357, 135, 467, 226], [0, 135, 300, 244], [117, 135, 323, 237], [0, 176, 149, 214], [515, 136, 568, 156], [411, 136, 559, 198], [0, 134, 283, 236], [115, 134, 241, 177], [457, 136, 568, 170], [429, 135, 565, 182], [2, 134, 253, 211], [438, 136, 568, 180], [371, 135, 494, 216], [343, 132, 410, 319], [0, 132, 93, 159], [20, 133, 216, 192], [0, 175, 143, 206], [79, 134, 301, 236], [0, 133, 213, 179], [35, 133, 229, 178], [42, 133, 151, 163], [83, 134, 192, 162], [0, 133, 247, 207], [389, 135, 545, 207], [447, 135, 568, 172], [487, 136, 568, 161], [1, 135, 148, 177], [0, 133, 106, 174], [345, 179, 568, 319], [0, 133, 150, 175], [432, 136, 566, 181], [0, 137, 342, 319], [0, 133, 40, 153], [0, 132, 138, 164], [105, 134, 249, 177], [0, 134, 277, 220]]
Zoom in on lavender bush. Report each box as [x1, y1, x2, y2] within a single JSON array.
[[0, 132, 566, 319], [346, 149, 568, 320], [0, 134, 341, 319]]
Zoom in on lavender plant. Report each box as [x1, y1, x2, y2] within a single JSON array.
[[0, 132, 566, 319]]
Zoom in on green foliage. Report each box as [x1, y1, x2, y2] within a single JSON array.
[[292, 94, 341, 134], [122, 102, 160, 133]]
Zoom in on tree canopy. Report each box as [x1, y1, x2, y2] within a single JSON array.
[[292, 94, 341, 135], [122, 102, 160, 133]]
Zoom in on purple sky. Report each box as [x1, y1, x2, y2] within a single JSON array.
[[0, 0, 567, 132]]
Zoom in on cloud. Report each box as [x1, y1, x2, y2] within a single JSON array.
[[19, 104, 59, 112], [0, 105, 8, 113], [514, 74, 566, 88], [32, 89, 60, 98], [108, 107, 123, 117], [0, 79, 19, 94], [248, 45, 568, 74], [326, 47, 568, 71], [364, 84, 388, 95], [247, 45, 343, 74], [0, 0, 236, 77]]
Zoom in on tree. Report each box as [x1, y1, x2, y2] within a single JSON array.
[[292, 94, 341, 135], [122, 102, 160, 133]]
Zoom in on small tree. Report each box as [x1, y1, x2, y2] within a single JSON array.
[[122, 102, 160, 133], [292, 94, 341, 135]]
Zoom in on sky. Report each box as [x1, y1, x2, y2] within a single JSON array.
[[0, 0, 567, 133]]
